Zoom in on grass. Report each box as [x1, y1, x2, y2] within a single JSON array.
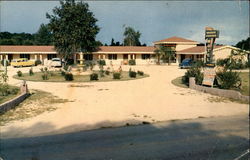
[[0, 85, 20, 104], [13, 71, 149, 83], [171, 72, 249, 96], [171, 76, 188, 88], [238, 72, 249, 96], [0, 89, 70, 126]]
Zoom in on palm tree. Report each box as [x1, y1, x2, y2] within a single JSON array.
[[154, 48, 161, 65], [158, 46, 175, 65]]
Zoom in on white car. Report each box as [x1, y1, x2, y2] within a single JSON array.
[[51, 58, 62, 67]]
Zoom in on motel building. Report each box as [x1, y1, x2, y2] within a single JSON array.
[[0, 36, 248, 66]]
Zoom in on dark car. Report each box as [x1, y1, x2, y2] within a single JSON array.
[[179, 58, 193, 69]]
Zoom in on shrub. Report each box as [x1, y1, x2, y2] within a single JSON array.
[[245, 60, 250, 68], [0, 84, 18, 96], [49, 71, 55, 76], [99, 69, 105, 77], [64, 65, 69, 71], [61, 70, 66, 76], [1, 73, 8, 83], [98, 60, 106, 66], [64, 72, 74, 81], [42, 73, 48, 80], [129, 59, 136, 65], [29, 68, 34, 76], [137, 70, 144, 76], [113, 72, 121, 79], [192, 60, 205, 68], [105, 70, 110, 75], [216, 71, 241, 89], [40, 68, 44, 73], [17, 71, 23, 77], [35, 59, 42, 66], [129, 69, 137, 78], [90, 73, 98, 81], [1, 60, 9, 66], [216, 58, 230, 67], [182, 67, 203, 85]]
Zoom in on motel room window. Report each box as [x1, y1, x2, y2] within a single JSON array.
[[47, 54, 57, 60], [20, 54, 30, 60], [123, 54, 128, 59], [108, 54, 117, 60], [84, 54, 93, 61], [141, 54, 150, 60]]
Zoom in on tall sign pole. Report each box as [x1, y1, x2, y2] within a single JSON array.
[[202, 27, 219, 87], [205, 27, 219, 66]]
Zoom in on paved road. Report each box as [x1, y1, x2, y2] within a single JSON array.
[[0, 114, 249, 160]]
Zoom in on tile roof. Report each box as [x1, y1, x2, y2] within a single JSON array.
[[0, 45, 56, 52], [154, 36, 198, 44], [0, 45, 155, 53], [95, 46, 155, 53], [177, 45, 224, 53]]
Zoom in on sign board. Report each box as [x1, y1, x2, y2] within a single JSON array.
[[202, 68, 216, 86], [205, 30, 219, 38]]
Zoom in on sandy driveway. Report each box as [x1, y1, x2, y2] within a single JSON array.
[[1, 65, 248, 138]]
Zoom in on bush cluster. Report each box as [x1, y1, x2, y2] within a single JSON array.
[[17, 71, 23, 77], [129, 59, 136, 65], [0, 84, 19, 96], [129, 69, 137, 78], [216, 71, 241, 89], [105, 70, 110, 75], [192, 60, 205, 68], [99, 69, 105, 77], [137, 71, 144, 76], [90, 73, 98, 81], [29, 68, 34, 76], [42, 73, 48, 80], [216, 58, 249, 70], [98, 60, 106, 66], [35, 59, 42, 66], [113, 72, 121, 79], [182, 67, 203, 85], [64, 72, 74, 81]]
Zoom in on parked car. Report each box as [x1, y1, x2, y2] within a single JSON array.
[[179, 58, 193, 69], [51, 58, 62, 67], [11, 58, 35, 67]]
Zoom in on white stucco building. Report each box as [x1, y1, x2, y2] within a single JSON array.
[[0, 36, 248, 65]]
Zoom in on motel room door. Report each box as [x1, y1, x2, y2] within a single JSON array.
[[180, 54, 186, 63]]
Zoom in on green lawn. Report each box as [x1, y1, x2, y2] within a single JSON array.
[[13, 71, 149, 82], [0, 85, 20, 104], [238, 72, 249, 96], [171, 72, 249, 96]]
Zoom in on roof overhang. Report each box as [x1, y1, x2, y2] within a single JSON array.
[[154, 42, 199, 45], [93, 52, 154, 54], [0, 52, 57, 54]]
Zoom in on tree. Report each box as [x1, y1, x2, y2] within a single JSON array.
[[46, 0, 100, 61], [110, 38, 115, 46], [154, 48, 161, 65], [123, 26, 141, 46], [235, 37, 250, 51], [34, 24, 53, 45], [158, 46, 176, 65]]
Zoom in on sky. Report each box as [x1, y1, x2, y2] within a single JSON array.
[[0, 1, 249, 46]]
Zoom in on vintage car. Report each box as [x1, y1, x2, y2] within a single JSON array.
[[11, 58, 35, 67], [51, 58, 62, 67]]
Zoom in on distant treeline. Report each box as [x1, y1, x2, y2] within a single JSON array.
[[0, 24, 53, 45]]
